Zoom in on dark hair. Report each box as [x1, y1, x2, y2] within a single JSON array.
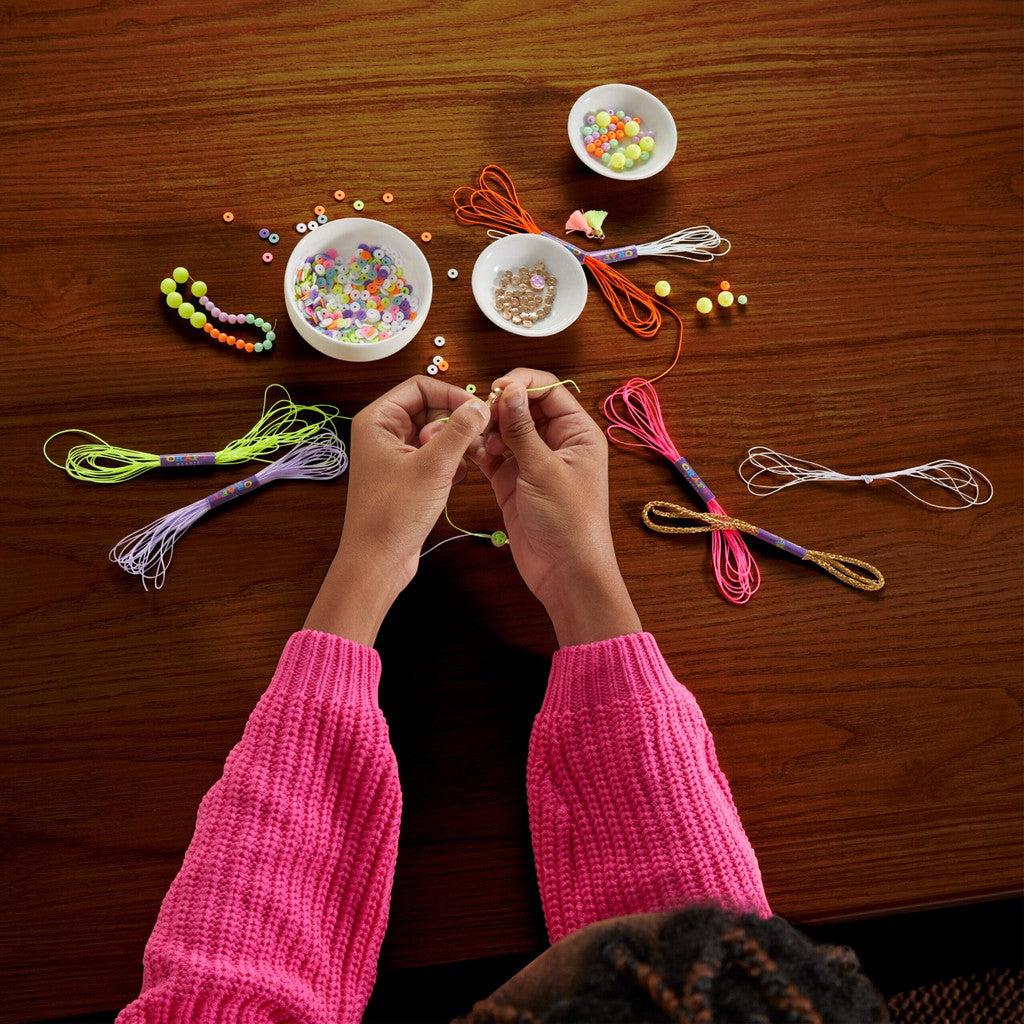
[[457, 905, 887, 1024]]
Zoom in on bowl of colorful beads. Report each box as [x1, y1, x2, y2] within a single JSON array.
[[285, 218, 432, 361], [471, 232, 587, 337], [568, 83, 677, 180]]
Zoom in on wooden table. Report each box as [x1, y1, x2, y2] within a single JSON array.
[[2, 2, 1021, 1020]]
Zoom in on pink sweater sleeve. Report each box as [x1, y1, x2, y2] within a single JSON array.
[[527, 631, 770, 942], [116, 630, 401, 1024]]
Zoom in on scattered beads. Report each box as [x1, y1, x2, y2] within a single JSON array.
[[296, 222, 308, 234], [718, 290, 734, 308], [334, 189, 346, 201], [465, 384, 477, 394], [438, 359, 449, 372], [258, 228, 270, 239], [432, 355, 444, 366], [382, 192, 394, 203], [427, 364, 438, 375], [306, 219, 317, 231], [495, 262, 556, 327], [447, 268, 459, 279], [581, 107, 655, 172], [654, 280, 671, 298], [222, 211, 234, 223], [316, 213, 328, 225], [352, 199, 365, 212], [719, 280, 730, 291], [313, 205, 326, 216], [262, 252, 273, 263], [268, 233, 280, 245], [434, 335, 446, 347], [292, 243, 419, 345], [420, 231, 432, 243], [737, 294, 748, 306], [695, 296, 714, 315]]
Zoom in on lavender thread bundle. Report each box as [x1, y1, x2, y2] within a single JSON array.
[[110, 430, 348, 590]]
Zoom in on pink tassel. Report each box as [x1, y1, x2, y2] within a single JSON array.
[[564, 210, 591, 236]]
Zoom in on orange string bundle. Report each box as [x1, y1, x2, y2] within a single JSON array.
[[452, 165, 684, 383]]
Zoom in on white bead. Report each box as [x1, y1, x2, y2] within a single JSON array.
[[434, 335, 445, 347], [432, 355, 444, 366], [426, 364, 438, 376]]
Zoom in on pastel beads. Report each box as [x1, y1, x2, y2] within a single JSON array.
[[581, 108, 656, 172], [292, 243, 419, 345], [718, 290, 734, 307], [696, 296, 714, 315], [654, 280, 671, 297]]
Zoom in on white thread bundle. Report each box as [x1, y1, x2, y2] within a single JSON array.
[[739, 446, 994, 510], [110, 430, 348, 590], [633, 226, 731, 261]]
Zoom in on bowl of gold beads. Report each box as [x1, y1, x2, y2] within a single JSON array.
[[471, 233, 587, 337]]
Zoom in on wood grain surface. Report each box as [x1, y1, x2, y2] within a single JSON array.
[[1, 1, 1021, 1020]]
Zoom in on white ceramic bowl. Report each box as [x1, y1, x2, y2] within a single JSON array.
[[471, 233, 587, 337], [567, 83, 677, 181], [284, 217, 432, 362]]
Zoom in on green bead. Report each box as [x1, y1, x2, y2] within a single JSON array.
[[245, 314, 255, 324], [189, 311, 207, 328], [353, 199, 365, 211], [190, 280, 207, 297], [166, 291, 183, 309], [264, 331, 275, 342], [601, 152, 611, 164], [491, 530, 508, 548], [263, 339, 273, 350], [254, 342, 264, 353], [172, 266, 189, 284], [159, 278, 176, 295], [253, 318, 265, 328], [177, 302, 195, 319]]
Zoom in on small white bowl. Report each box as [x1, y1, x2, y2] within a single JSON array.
[[471, 233, 587, 337], [567, 83, 677, 181], [284, 217, 432, 362]]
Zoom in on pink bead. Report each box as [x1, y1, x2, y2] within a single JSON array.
[[218, 312, 228, 323]]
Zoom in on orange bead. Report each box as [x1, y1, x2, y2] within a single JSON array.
[[227, 335, 236, 344], [244, 343, 255, 353], [313, 205, 326, 216], [235, 340, 245, 349], [719, 280, 730, 291], [211, 330, 221, 340], [586, 143, 594, 153], [203, 323, 212, 333], [615, 131, 624, 140]]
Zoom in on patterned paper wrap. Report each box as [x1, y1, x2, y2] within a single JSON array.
[[541, 231, 640, 265], [159, 452, 218, 468], [673, 458, 717, 505], [206, 474, 263, 509], [753, 528, 808, 559]]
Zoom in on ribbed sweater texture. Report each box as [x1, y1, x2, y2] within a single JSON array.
[[117, 629, 768, 1022]]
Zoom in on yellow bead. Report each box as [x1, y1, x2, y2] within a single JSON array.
[[608, 151, 626, 171], [639, 136, 655, 152], [624, 143, 642, 160], [654, 280, 671, 297], [624, 120, 640, 137], [718, 290, 734, 307], [166, 291, 183, 309], [595, 111, 611, 128], [696, 297, 713, 314], [172, 266, 188, 284]]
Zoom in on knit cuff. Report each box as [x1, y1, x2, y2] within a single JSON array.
[[542, 631, 681, 715], [271, 629, 383, 708]]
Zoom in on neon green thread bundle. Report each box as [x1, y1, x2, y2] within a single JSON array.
[[43, 384, 340, 484]]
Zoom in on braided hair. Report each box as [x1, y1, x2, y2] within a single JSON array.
[[457, 906, 887, 1024]]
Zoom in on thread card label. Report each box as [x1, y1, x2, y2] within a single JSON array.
[[542, 232, 587, 263], [160, 452, 217, 467], [673, 458, 717, 504], [589, 246, 639, 264], [206, 474, 263, 508]]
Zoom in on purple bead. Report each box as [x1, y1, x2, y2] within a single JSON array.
[[585, 114, 595, 124], [198, 296, 208, 307], [226, 314, 236, 324], [209, 306, 220, 317], [219, 312, 229, 323], [602, 142, 610, 152]]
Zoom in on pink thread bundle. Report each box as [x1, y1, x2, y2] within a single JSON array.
[[603, 378, 760, 605]]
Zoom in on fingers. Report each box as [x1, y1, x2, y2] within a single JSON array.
[[419, 397, 491, 477], [375, 374, 479, 433], [492, 368, 601, 454], [496, 380, 552, 470], [491, 368, 582, 422]]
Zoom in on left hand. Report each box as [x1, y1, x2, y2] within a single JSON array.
[[304, 376, 490, 644]]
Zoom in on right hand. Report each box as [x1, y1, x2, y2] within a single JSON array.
[[472, 368, 641, 647]]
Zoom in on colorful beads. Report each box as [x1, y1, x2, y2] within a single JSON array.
[[268, 233, 280, 245], [696, 296, 714, 315], [222, 211, 234, 223], [581, 108, 654, 172], [162, 270, 274, 355], [696, 281, 748, 316], [172, 266, 189, 284], [352, 199, 365, 211], [292, 243, 419, 345], [258, 228, 270, 239], [654, 280, 671, 297], [262, 252, 273, 263]]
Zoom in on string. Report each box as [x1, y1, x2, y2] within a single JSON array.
[[603, 377, 760, 605], [642, 501, 885, 592], [453, 165, 685, 383], [739, 447, 994, 511], [44, 385, 339, 484], [110, 430, 348, 590]]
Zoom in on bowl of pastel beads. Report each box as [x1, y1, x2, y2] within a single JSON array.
[[471, 232, 587, 337], [568, 83, 677, 180], [285, 217, 432, 361]]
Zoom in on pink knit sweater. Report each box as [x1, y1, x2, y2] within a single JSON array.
[[117, 630, 768, 1023]]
